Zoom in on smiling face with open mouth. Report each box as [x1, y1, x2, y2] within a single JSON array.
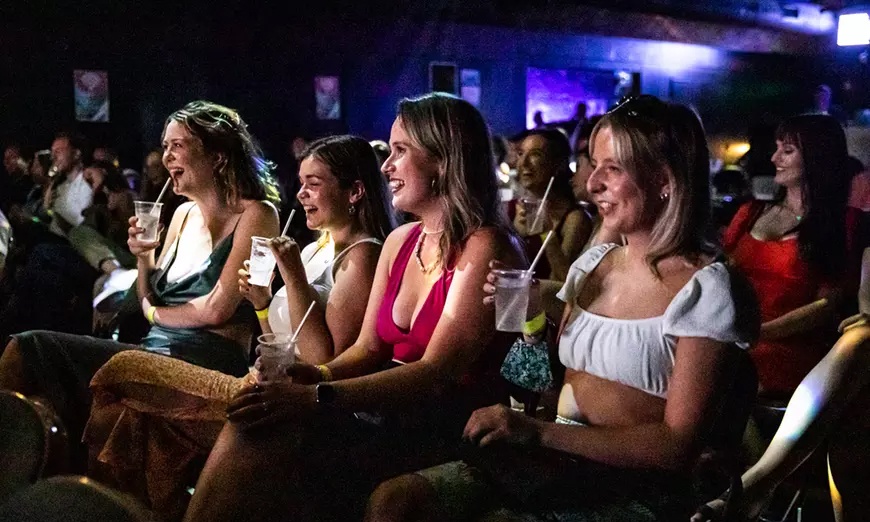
[[161, 120, 215, 198], [771, 138, 803, 190], [588, 126, 654, 236], [296, 156, 354, 232], [381, 117, 441, 215]]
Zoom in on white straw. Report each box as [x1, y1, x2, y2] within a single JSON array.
[[529, 176, 554, 233], [527, 230, 554, 278], [281, 209, 296, 237], [290, 301, 316, 344], [155, 178, 172, 205]]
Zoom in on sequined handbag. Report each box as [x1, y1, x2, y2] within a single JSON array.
[[499, 338, 554, 393]]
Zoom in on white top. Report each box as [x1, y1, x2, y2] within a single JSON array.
[[556, 243, 754, 399], [268, 236, 382, 334], [49, 170, 93, 236], [0, 209, 10, 272]]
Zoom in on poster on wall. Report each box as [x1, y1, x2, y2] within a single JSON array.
[[314, 76, 341, 120], [74, 70, 110, 122], [460, 69, 481, 107]]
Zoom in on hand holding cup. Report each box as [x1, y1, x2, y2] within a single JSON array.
[[127, 215, 162, 257], [239, 260, 273, 311]]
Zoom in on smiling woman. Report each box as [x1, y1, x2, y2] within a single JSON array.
[[508, 129, 590, 281], [723, 114, 852, 397], [0, 100, 281, 473]]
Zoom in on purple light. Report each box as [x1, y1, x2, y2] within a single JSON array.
[[525, 68, 620, 129]]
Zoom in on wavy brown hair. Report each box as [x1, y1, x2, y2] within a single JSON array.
[[164, 100, 280, 208]]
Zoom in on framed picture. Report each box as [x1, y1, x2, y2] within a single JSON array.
[[429, 62, 458, 95], [74, 70, 109, 122], [314, 76, 341, 120], [460, 68, 481, 107]]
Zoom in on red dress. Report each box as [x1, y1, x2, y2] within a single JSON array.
[[724, 202, 834, 395]]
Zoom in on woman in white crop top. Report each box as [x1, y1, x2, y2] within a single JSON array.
[[370, 96, 760, 521], [83, 136, 395, 519]]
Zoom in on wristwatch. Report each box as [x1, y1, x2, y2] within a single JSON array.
[[315, 383, 335, 405]]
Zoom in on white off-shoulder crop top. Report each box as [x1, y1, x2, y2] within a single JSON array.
[[556, 243, 756, 399]]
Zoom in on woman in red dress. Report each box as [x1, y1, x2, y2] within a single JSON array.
[[723, 114, 851, 398]]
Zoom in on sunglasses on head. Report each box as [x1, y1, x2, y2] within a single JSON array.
[[607, 95, 668, 119]]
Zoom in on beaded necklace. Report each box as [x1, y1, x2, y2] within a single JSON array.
[[414, 226, 444, 274]]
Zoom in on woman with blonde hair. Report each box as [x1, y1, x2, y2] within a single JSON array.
[[181, 92, 526, 522]]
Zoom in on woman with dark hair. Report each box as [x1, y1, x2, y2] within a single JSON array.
[[510, 128, 590, 281], [0, 100, 280, 470], [723, 114, 851, 397], [367, 95, 758, 521], [83, 135, 395, 519], [180, 93, 525, 522]]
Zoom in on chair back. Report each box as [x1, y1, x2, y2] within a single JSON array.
[[0, 476, 159, 522], [0, 391, 68, 504], [693, 347, 758, 500]]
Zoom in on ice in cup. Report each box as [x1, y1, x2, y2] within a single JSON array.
[[248, 236, 276, 287], [521, 197, 547, 236], [134, 201, 163, 242], [493, 268, 531, 332], [255, 333, 296, 382]]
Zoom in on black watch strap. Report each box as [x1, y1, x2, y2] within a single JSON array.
[[315, 383, 335, 405]]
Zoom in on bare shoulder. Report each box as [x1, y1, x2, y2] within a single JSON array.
[[337, 238, 382, 273], [239, 199, 279, 222], [458, 226, 526, 268], [382, 222, 419, 256], [657, 253, 718, 292]]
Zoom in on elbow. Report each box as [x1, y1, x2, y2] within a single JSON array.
[[654, 433, 698, 472], [201, 306, 235, 327]]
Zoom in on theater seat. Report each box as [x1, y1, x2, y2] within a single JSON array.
[[0, 476, 159, 522], [0, 391, 68, 504]]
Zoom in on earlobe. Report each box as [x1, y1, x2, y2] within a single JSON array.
[[349, 180, 365, 205]]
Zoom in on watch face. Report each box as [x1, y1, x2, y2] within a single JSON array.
[[316, 383, 335, 404]]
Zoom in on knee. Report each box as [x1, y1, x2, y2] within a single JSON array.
[[0, 338, 25, 388], [90, 351, 149, 388], [365, 474, 434, 522]]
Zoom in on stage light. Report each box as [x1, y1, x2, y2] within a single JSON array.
[[838, 12, 870, 46]]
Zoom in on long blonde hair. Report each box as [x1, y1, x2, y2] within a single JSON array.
[[590, 96, 711, 276]]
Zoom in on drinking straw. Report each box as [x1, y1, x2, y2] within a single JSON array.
[[527, 230, 554, 279], [290, 301, 317, 344], [155, 178, 172, 206], [281, 209, 296, 237], [529, 176, 554, 233]]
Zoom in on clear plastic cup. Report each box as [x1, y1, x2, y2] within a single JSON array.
[[248, 236, 276, 287], [255, 333, 296, 382], [493, 268, 531, 332], [521, 197, 547, 236], [133, 201, 163, 242]]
